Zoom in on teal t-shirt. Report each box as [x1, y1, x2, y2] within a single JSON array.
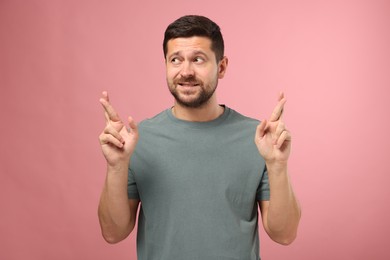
[[128, 106, 270, 260]]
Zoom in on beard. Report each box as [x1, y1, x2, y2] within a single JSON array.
[[168, 75, 218, 108]]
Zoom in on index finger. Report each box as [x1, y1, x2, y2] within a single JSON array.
[[269, 92, 286, 122], [99, 91, 121, 122]]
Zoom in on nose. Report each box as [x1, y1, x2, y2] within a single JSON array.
[[180, 61, 194, 78]]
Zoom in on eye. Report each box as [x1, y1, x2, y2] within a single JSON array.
[[171, 57, 181, 64], [194, 57, 205, 63]]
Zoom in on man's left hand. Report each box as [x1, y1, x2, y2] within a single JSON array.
[[255, 92, 291, 166]]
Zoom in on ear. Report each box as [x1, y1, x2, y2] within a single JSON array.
[[218, 56, 228, 79]]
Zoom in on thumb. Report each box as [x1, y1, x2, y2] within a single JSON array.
[[127, 116, 138, 134], [255, 120, 267, 143]]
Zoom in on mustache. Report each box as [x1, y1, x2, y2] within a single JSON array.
[[174, 76, 201, 85]]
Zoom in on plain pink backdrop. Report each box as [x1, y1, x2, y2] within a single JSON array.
[[1, 0, 389, 259]]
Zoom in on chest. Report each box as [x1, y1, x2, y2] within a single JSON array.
[[131, 128, 265, 209]]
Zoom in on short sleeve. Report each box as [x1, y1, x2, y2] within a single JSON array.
[[256, 165, 270, 201], [128, 168, 140, 199]]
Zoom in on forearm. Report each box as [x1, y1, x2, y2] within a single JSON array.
[[265, 163, 301, 244], [98, 162, 135, 243]]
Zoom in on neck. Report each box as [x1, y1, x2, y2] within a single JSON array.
[[172, 100, 224, 122]]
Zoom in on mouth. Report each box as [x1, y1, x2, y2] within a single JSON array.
[[178, 82, 200, 87]]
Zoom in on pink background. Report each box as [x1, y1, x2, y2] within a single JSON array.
[[1, 0, 389, 259]]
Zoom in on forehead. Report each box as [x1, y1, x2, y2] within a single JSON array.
[[166, 36, 213, 56]]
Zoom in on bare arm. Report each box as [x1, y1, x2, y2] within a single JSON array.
[[97, 91, 140, 244], [98, 166, 140, 244], [258, 167, 300, 245], [255, 93, 301, 245]]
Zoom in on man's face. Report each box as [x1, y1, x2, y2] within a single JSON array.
[[165, 36, 227, 108]]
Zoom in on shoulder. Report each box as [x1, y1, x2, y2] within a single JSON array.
[[225, 107, 260, 127], [138, 109, 171, 129]]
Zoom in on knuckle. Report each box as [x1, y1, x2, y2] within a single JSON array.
[[99, 132, 105, 141], [99, 135, 107, 144]]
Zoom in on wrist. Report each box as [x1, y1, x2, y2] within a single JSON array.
[[265, 161, 288, 175], [107, 161, 130, 174]]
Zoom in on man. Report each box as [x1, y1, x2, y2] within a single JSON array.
[[98, 15, 300, 259]]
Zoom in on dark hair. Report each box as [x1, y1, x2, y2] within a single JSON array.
[[163, 15, 224, 62]]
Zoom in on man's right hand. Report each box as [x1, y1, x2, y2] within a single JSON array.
[[98, 91, 139, 168]]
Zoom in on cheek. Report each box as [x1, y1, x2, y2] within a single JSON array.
[[165, 72, 174, 84], [166, 67, 180, 80], [203, 68, 219, 82], [196, 66, 214, 78]]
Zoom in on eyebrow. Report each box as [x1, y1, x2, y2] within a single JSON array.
[[168, 50, 208, 59]]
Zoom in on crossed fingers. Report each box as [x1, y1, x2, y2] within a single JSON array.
[[99, 91, 125, 148], [100, 91, 121, 124], [257, 92, 291, 149], [270, 92, 290, 148], [269, 92, 286, 122]]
